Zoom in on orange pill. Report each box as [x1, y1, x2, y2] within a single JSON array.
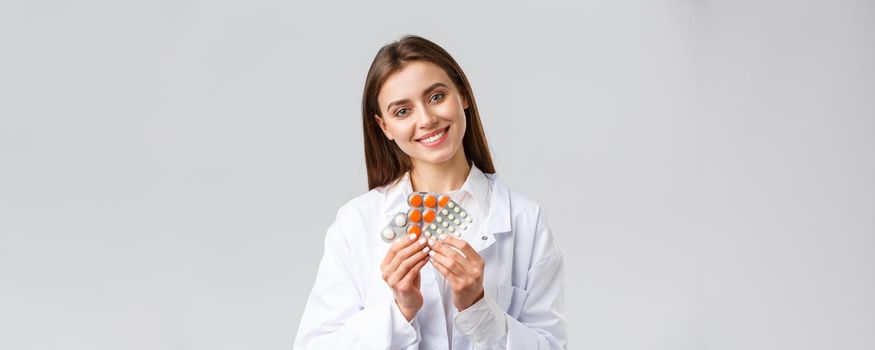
[[423, 209, 436, 223], [424, 194, 437, 208], [408, 193, 422, 207], [407, 224, 421, 237], [408, 209, 422, 223], [438, 195, 450, 207]]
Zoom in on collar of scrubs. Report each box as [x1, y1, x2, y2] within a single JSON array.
[[380, 164, 512, 252]]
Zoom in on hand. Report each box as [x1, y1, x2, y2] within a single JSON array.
[[381, 233, 430, 321], [427, 235, 485, 311]]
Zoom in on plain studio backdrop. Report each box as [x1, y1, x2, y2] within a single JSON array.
[[1, 0, 873, 349]]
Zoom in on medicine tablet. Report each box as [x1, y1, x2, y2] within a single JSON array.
[[448, 226, 455, 233], [407, 224, 421, 237], [460, 211, 466, 218], [430, 223, 437, 230], [423, 210, 436, 223], [454, 219, 461, 225], [436, 216, 443, 223], [382, 228, 396, 240], [394, 213, 407, 226], [408, 193, 423, 207], [408, 209, 422, 223], [436, 228, 443, 234], [448, 214, 455, 220], [439, 195, 450, 207], [447, 202, 455, 209], [424, 194, 437, 208], [453, 206, 460, 213], [424, 230, 432, 237], [442, 209, 448, 215], [442, 221, 449, 228]]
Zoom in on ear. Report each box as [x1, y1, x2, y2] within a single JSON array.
[[462, 95, 469, 110], [374, 115, 394, 140]]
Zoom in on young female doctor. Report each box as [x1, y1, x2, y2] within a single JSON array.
[[294, 35, 567, 349]]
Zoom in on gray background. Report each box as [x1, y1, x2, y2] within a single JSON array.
[[1, 0, 873, 349]]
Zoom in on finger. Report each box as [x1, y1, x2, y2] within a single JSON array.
[[441, 235, 478, 260], [399, 258, 428, 286], [387, 236, 429, 272], [428, 248, 466, 276], [388, 245, 430, 284], [429, 238, 471, 268], [382, 233, 418, 267]]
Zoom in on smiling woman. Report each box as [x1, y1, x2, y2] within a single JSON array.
[[294, 35, 567, 349], [374, 62, 469, 172], [361, 37, 495, 191]]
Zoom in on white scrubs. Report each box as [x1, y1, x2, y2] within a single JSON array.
[[294, 165, 567, 349]]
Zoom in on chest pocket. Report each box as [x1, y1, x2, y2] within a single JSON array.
[[495, 284, 529, 319]]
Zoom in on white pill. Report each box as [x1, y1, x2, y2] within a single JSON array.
[[454, 219, 461, 225], [430, 224, 437, 230], [456, 232, 462, 237], [448, 202, 455, 208], [425, 231, 432, 237], [442, 221, 449, 228], [460, 212, 467, 218], [449, 226, 455, 233], [448, 214, 455, 220], [442, 209, 448, 215], [394, 214, 406, 226], [454, 207, 460, 213], [437, 228, 443, 234], [436, 216, 443, 223], [382, 228, 396, 240]]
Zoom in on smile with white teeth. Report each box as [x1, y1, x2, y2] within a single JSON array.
[[418, 127, 447, 144]]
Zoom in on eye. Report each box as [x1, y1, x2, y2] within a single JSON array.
[[429, 93, 445, 103], [394, 107, 410, 118]]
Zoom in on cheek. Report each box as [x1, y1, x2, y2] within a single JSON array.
[[388, 122, 415, 141], [436, 102, 466, 121]]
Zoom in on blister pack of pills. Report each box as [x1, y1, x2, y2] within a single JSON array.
[[381, 192, 474, 243]]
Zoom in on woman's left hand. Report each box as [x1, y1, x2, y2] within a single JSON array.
[[427, 235, 485, 311]]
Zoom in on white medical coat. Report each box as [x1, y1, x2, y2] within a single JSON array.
[[294, 168, 566, 349]]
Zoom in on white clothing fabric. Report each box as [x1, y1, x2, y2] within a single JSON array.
[[294, 165, 566, 349]]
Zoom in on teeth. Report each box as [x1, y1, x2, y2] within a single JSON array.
[[420, 129, 445, 143]]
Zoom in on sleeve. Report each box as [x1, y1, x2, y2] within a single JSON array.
[[452, 207, 567, 349], [293, 207, 422, 350]]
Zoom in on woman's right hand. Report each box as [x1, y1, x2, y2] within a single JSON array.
[[381, 233, 430, 322]]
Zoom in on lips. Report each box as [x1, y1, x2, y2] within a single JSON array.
[[416, 126, 449, 141]]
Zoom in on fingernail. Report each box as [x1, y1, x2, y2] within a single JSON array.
[[418, 238, 426, 245], [422, 247, 430, 254], [428, 250, 435, 257], [428, 239, 435, 246], [408, 234, 417, 241]]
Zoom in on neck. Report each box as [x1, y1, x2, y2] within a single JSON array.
[[410, 151, 471, 193]]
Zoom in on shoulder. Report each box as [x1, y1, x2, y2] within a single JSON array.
[[489, 174, 546, 227], [328, 188, 388, 235], [493, 175, 562, 264]]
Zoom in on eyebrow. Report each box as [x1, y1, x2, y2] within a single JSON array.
[[385, 82, 449, 113]]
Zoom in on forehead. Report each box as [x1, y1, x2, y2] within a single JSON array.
[[378, 61, 454, 104]]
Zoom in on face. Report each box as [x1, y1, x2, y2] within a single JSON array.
[[375, 61, 469, 167]]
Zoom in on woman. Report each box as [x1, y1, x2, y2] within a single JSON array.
[[294, 35, 566, 349]]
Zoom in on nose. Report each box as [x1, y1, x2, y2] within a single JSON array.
[[416, 106, 439, 129]]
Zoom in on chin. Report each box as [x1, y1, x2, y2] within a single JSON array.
[[416, 147, 459, 166]]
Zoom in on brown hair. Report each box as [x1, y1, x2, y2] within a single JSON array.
[[362, 35, 495, 190]]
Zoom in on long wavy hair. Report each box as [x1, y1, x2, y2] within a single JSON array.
[[361, 35, 495, 190]]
